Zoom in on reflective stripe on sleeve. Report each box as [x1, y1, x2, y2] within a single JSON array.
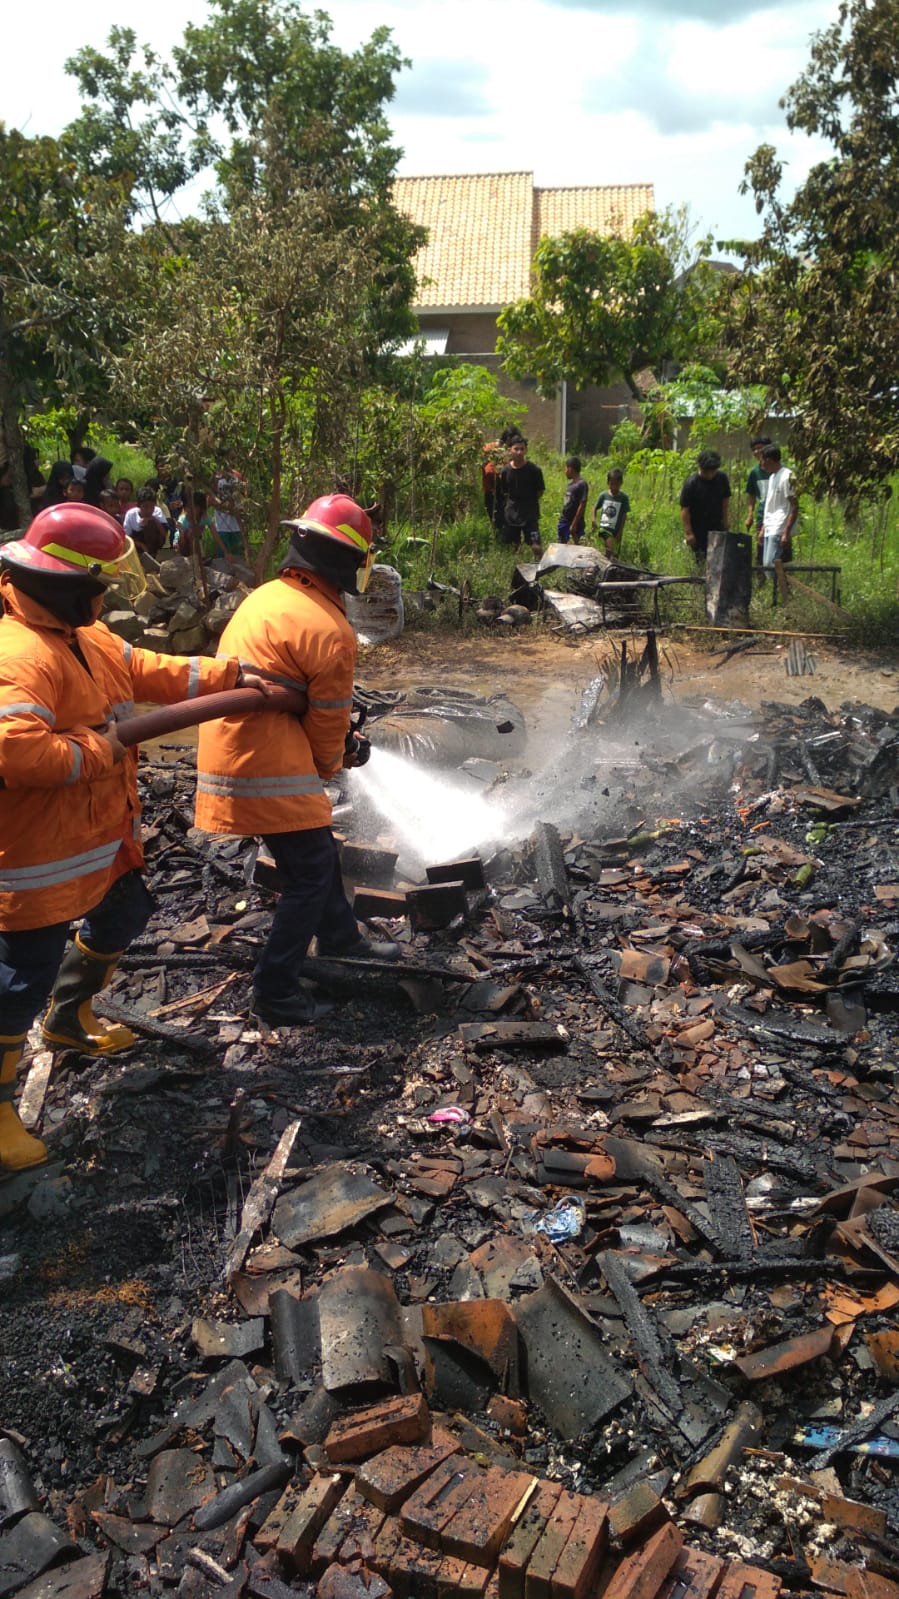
[[0, 701, 56, 725], [111, 700, 136, 720], [122, 641, 134, 663], [65, 742, 83, 785], [0, 840, 121, 892], [197, 771, 324, 799], [308, 695, 353, 710], [187, 658, 201, 699]]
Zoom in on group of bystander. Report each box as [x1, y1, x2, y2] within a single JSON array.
[[680, 439, 797, 568]]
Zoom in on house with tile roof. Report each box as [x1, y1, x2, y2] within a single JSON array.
[[393, 171, 655, 451]]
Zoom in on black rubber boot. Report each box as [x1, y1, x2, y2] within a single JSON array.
[[43, 935, 136, 1055], [252, 990, 333, 1027], [0, 1034, 48, 1172], [317, 933, 400, 962]]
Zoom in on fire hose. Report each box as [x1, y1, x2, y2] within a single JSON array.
[[110, 684, 307, 747], [0, 685, 370, 789], [113, 686, 370, 764], [0, 686, 307, 792]]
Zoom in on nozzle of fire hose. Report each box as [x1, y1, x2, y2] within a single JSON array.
[[344, 703, 371, 767]]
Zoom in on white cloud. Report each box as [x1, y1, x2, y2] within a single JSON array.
[[3, 0, 842, 243]]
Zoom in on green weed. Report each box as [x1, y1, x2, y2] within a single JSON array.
[[380, 440, 898, 642]]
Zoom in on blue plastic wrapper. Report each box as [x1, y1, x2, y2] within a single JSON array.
[[526, 1197, 585, 1242], [793, 1425, 899, 1459]]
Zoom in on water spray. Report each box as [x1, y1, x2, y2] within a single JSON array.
[[348, 746, 508, 867]]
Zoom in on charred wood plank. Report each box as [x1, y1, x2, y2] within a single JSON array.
[[223, 1121, 302, 1282], [572, 956, 654, 1053], [820, 921, 860, 981], [96, 998, 213, 1054], [119, 950, 255, 971], [723, 1005, 844, 1054], [531, 823, 571, 914], [638, 1256, 847, 1288], [703, 1156, 755, 1263], [696, 1131, 821, 1186], [601, 1136, 721, 1254], [599, 1251, 682, 1415]]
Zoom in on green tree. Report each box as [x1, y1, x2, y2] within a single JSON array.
[[63, 27, 211, 228], [64, 0, 424, 357], [0, 125, 129, 522], [346, 363, 525, 527], [496, 208, 717, 405], [106, 160, 380, 578], [725, 0, 899, 504], [643, 363, 766, 452]]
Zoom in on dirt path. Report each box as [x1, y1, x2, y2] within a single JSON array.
[[359, 625, 899, 732]]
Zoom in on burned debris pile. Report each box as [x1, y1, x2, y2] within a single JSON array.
[[0, 679, 898, 1599], [470, 547, 702, 635]]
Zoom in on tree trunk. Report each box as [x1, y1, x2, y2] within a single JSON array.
[[256, 388, 284, 584], [66, 411, 92, 457], [0, 328, 32, 530]]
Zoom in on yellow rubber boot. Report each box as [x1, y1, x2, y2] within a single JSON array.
[[42, 934, 136, 1055], [0, 1034, 48, 1172]]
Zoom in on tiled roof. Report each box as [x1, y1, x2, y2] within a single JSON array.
[[393, 172, 654, 311], [535, 183, 654, 246]]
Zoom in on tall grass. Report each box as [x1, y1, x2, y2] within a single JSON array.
[[382, 441, 899, 644]]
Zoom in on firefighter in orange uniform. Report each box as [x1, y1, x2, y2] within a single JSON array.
[[0, 503, 243, 1174], [195, 495, 397, 1027]]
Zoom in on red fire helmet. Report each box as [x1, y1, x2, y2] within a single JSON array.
[[290, 494, 374, 559], [3, 504, 127, 581]]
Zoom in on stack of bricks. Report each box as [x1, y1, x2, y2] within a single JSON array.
[[249, 1399, 791, 1599]]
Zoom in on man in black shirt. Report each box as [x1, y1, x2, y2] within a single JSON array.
[[499, 438, 545, 555], [679, 449, 730, 562]]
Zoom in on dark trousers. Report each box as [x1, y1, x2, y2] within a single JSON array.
[[257, 828, 359, 1001], [0, 870, 154, 1038]]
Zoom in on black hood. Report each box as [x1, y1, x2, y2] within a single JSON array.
[[3, 562, 105, 629], [83, 456, 113, 507], [278, 530, 362, 595]]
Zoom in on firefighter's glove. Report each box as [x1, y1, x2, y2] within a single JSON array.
[[343, 730, 371, 769]]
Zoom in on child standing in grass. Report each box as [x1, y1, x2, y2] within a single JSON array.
[[592, 468, 630, 556], [557, 456, 589, 544]]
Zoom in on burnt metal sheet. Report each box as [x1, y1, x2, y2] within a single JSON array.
[[536, 544, 606, 576], [89, 1514, 165, 1556], [541, 591, 607, 633], [272, 1165, 392, 1249], [191, 1316, 265, 1360], [170, 1359, 257, 1435], [270, 1288, 321, 1385], [0, 1439, 38, 1527], [213, 1377, 254, 1460], [513, 1276, 632, 1440], [318, 1266, 404, 1392], [143, 1448, 216, 1526], [0, 1512, 74, 1598], [4, 1551, 108, 1599]]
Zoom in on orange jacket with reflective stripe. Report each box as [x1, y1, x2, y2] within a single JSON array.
[[0, 576, 239, 931], [194, 569, 355, 837]]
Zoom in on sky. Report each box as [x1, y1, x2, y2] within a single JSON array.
[[4, 0, 841, 249]]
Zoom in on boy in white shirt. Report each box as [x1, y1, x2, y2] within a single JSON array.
[[759, 446, 797, 567]]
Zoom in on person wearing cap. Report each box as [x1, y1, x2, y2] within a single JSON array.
[[195, 494, 398, 1027], [0, 502, 249, 1174]]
